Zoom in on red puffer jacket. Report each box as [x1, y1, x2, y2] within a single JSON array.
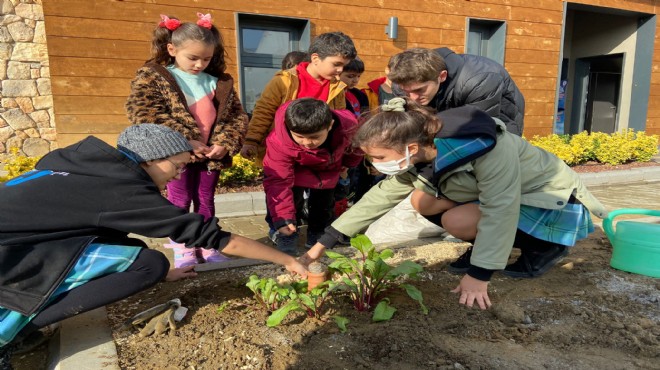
[[263, 101, 362, 226]]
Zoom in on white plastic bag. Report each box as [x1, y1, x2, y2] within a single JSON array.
[[365, 193, 446, 244]]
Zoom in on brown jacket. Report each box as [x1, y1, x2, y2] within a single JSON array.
[[125, 63, 248, 170], [246, 67, 347, 148]]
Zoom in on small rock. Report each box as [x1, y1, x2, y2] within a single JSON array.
[[561, 262, 574, 270], [523, 315, 532, 325], [492, 302, 526, 325], [454, 363, 465, 369]]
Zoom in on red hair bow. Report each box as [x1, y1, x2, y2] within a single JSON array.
[[197, 13, 213, 29], [159, 14, 181, 31]]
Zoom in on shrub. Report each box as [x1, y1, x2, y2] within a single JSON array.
[[529, 130, 658, 166], [218, 154, 262, 186], [0, 147, 40, 182]]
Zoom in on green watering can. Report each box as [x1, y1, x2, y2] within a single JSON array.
[[603, 208, 660, 278]]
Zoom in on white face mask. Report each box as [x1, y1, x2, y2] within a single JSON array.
[[371, 146, 413, 176]]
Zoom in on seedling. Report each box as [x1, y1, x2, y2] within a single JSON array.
[[326, 234, 428, 321], [246, 274, 339, 328]]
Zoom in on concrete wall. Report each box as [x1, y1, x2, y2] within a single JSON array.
[[565, 10, 638, 131], [0, 0, 55, 158]]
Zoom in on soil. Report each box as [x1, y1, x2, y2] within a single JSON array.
[[106, 229, 660, 370]]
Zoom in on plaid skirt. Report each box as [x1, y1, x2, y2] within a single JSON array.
[[0, 243, 141, 347], [518, 202, 594, 247]]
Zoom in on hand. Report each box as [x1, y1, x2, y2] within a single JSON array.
[[340, 167, 349, 179], [278, 223, 297, 236], [205, 145, 229, 160], [165, 266, 198, 282], [285, 257, 308, 277], [298, 242, 326, 268], [189, 140, 210, 159], [451, 274, 491, 310], [240, 143, 258, 159]]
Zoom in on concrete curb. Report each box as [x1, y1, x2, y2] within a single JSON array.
[[47, 164, 660, 369]]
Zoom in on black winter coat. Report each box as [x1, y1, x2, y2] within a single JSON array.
[[0, 137, 231, 315], [432, 47, 525, 136]]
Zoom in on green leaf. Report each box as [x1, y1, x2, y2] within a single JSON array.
[[216, 301, 230, 314], [333, 316, 350, 333], [325, 251, 346, 259], [401, 284, 429, 315], [372, 299, 397, 322], [350, 234, 372, 255], [245, 275, 261, 293], [266, 300, 302, 327], [386, 260, 423, 278], [379, 248, 394, 260], [297, 293, 315, 309]]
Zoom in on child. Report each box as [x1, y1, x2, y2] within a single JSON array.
[[362, 65, 397, 110], [0, 124, 306, 367], [281, 51, 308, 70], [339, 57, 369, 118], [126, 13, 248, 268], [263, 98, 362, 255], [239, 31, 357, 162], [303, 97, 607, 310]]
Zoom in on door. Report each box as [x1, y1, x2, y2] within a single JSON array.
[[586, 72, 620, 133]]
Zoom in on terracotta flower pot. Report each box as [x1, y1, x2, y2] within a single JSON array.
[[307, 262, 327, 291]]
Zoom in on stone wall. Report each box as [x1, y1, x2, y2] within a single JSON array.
[[0, 0, 54, 158]]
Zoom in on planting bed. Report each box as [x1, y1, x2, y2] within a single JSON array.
[[107, 229, 659, 369]]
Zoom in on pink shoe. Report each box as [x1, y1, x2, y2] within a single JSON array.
[[164, 242, 199, 268], [200, 248, 230, 263]]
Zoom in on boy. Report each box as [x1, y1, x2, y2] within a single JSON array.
[[239, 31, 358, 163], [339, 57, 369, 118], [0, 124, 306, 366], [387, 47, 525, 136], [362, 65, 397, 111], [263, 98, 362, 255]]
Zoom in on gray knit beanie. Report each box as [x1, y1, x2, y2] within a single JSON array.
[[117, 124, 193, 163]]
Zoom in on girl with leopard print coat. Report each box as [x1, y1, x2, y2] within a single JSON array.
[[126, 14, 248, 267]]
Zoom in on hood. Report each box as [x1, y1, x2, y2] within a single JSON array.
[[367, 76, 387, 92], [36, 136, 151, 182], [433, 106, 498, 175]]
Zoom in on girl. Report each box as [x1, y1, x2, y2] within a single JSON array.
[[126, 13, 248, 268], [303, 97, 608, 310]]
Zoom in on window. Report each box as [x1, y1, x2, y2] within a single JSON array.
[[466, 19, 506, 65], [237, 14, 310, 114]]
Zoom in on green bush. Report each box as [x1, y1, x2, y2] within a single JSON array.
[[529, 129, 658, 166], [218, 154, 263, 186], [0, 148, 40, 182]]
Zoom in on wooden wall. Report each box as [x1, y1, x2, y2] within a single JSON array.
[[43, 0, 659, 147]]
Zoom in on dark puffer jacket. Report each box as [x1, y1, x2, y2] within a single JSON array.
[[431, 48, 525, 136]]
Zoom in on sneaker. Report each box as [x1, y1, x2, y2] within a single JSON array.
[[199, 248, 230, 263], [268, 228, 279, 245], [446, 246, 473, 274], [502, 244, 569, 278], [304, 231, 324, 249], [164, 242, 200, 268], [276, 234, 299, 256]]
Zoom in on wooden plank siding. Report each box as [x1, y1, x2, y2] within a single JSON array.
[[42, 0, 659, 147]]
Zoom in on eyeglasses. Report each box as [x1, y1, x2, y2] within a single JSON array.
[[165, 159, 187, 174]]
